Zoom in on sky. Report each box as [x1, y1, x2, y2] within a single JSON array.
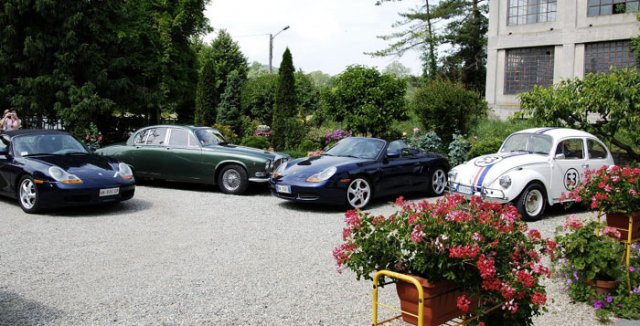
[[203, 0, 424, 76]]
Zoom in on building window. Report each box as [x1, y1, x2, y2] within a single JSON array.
[[588, 0, 639, 16], [585, 40, 637, 74], [508, 0, 557, 25], [504, 47, 555, 95]]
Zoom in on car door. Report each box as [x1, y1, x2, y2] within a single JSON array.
[[586, 138, 613, 171], [163, 127, 203, 182], [130, 127, 168, 178], [551, 138, 588, 201], [378, 141, 418, 195]]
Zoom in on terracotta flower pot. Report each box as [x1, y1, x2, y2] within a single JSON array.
[[395, 276, 476, 326], [587, 278, 620, 295], [605, 211, 640, 240]]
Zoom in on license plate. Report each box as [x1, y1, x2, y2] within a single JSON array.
[[457, 185, 474, 195], [276, 184, 291, 194], [99, 187, 120, 197]]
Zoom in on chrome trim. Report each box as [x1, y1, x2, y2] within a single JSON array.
[[249, 177, 270, 183]]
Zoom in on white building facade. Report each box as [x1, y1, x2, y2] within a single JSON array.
[[486, 0, 640, 118]]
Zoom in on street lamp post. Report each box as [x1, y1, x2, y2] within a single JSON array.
[[269, 25, 290, 74]]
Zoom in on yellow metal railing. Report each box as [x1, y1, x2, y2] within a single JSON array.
[[372, 270, 500, 326]]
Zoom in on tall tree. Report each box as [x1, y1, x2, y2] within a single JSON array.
[[194, 58, 217, 125], [0, 0, 211, 135], [272, 48, 302, 150], [241, 74, 278, 125], [329, 65, 407, 137], [202, 30, 248, 115], [373, 0, 488, 91], [217, 70, 243, 131]]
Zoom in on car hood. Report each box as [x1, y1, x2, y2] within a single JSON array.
[[25, 153, 119, 179], [452, 152, 548, 188], [280, 155, 368, 177]]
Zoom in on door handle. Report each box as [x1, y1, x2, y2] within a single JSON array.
[[581, 163, 589, 169], [135, 146, 141, 149]]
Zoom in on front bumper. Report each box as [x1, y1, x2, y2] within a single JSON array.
[[448, 182, 510, 203], [36, 181, 136, 208], [269, 178, 346, 205]]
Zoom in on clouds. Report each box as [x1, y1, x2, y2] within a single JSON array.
[[204, 0, 423, 76]]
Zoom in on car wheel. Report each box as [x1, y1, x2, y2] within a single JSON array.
[[346, 177, 372, 209], [218, 164, 248, 195], [515, 182, 546, 221], [427, 167, 447, 196], [17, 175, 41, 214]]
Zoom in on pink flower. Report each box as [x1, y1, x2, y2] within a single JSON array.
[[413, 127, 420, 134], [527, 229, 541, 240], [564, 215, 583, 230], [602, 226, 621, 239], [630, 189, 638, 197], [411, 225, 426, 243], [456, 294, 472, 313], [345, 210, 360, 229]]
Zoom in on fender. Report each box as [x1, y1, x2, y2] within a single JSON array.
[[486, 167, 551, 204]]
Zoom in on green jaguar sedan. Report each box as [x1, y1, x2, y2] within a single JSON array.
[[97, 125, 287, 195]]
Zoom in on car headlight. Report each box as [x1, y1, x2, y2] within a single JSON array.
[[272, 161, 287, 178], [118, 163, 134, 180], [499, 175, 511, 188], [305, 166, 337, 183], [48, 166, 83, 184], [448, 170, 458, 182]]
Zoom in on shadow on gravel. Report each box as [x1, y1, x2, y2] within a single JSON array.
[[136, 179, 272, 196], [45, 198, 153, 218], [0, 291, 64, 325], [274, 192, 437, 214], [541, 202, 591, 219]]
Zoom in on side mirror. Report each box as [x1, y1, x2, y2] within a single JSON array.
[[0, 147, 8, 156], [554, 153, 565, 160], [387, 151, 400, 159], [87, 145, 96, 153]]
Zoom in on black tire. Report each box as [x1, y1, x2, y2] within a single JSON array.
[[217, 164, 249, 195], [427, 167, 447, 196], [515, 182, 547, 221], [346, 177, 372, 209], [17, 175, 41, 214]]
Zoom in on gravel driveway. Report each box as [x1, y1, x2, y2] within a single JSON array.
[[0, 182, 609, 325]]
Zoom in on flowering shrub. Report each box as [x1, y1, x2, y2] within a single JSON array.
[[553, 216, 640, 321], [254, 125, 272, 138], [334, 194, 551, 323], [324, 129, 352, 147], [567, 165, 640, 213], [83, 123, 103, 149]]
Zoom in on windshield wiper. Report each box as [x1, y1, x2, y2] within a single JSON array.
[[320, 153, 333, 156], [337, 154, 359, 158]]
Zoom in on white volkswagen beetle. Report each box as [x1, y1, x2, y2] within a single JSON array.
[[448, 128, 614, 220]]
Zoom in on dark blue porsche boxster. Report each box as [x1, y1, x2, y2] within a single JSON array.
[[270, 137, 449, 208], [0, 130, 135, 213]]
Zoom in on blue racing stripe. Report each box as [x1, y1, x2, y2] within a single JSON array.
[[535, 128, 556, 134], [475, 153, 528, 190]]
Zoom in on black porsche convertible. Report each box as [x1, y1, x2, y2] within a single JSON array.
[[0, 130, 135, 213], [270, 137, 449, 209]]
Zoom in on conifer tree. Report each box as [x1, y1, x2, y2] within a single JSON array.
[[272, 48, 302, 150], [194, 59, 217, 126], [217, 70, 243, 131]]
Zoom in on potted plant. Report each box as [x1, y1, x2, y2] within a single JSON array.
[[552, 216, 625, 298], [568, 165, 640, 239], [333, 194, 551, 325], [552, 216, 640, 322]]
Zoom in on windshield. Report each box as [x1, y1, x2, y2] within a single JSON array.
[[500, 133, 553, 155], [195, 128, 226, 146], [325, 138, 385, 159], [13, 134, 88, 157]]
